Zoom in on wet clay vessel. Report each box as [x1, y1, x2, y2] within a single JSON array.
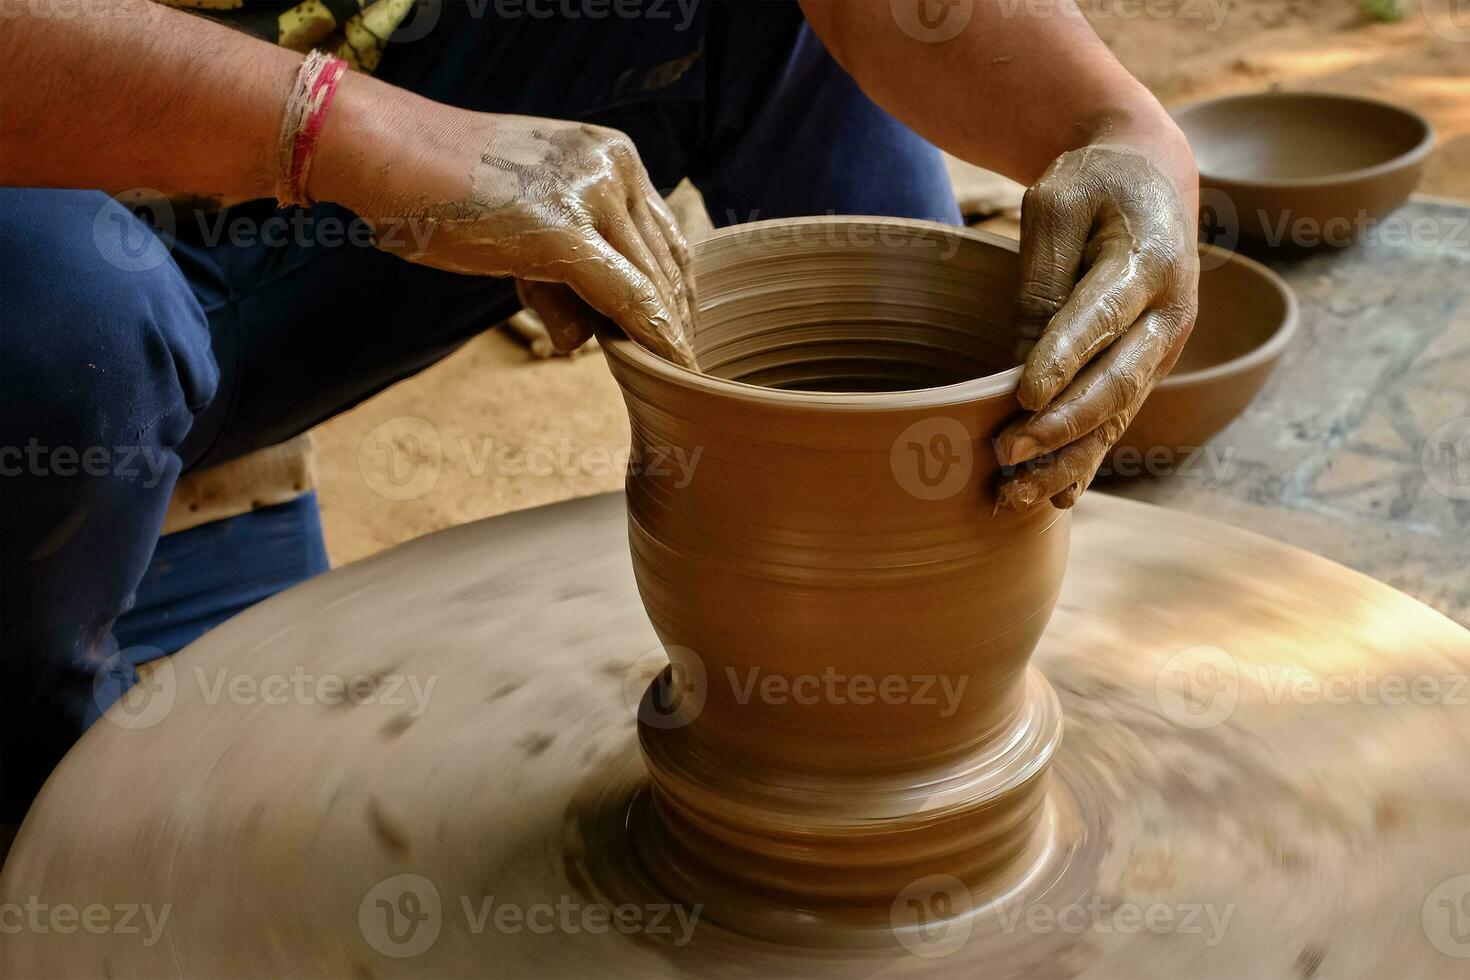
[[1108, 244, 1297, 470], [1174, 91, 1434, 248], [600, 217, 1069, 940]]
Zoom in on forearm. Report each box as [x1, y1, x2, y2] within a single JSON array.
[[800, 0, 1196, 209], [0, 0, 300, 202]]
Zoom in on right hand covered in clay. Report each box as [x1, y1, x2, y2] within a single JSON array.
[[323, 106, 696, 367], [995, 141, 1200, 511]]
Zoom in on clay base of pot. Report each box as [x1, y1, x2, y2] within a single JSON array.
[[605, 666, 1065, 945], [573, 730, 1086, 953]]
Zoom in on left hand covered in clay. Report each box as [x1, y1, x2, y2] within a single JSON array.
[[996, 142, 1199, 511]]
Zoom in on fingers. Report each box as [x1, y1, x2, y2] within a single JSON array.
[[604, 137, 698, 367], [997, 143, 1200, 513], [614, 153, 693, 367], [628, 194, 693, 343], [593, 200, 684, 345], [515, 278, 603, 354], [1012, 157, 1094, 369], [1017, 243, 1155, 410], [555, 236, 696, 368], [996, 415, 1130, 513], [997, 308, 1185, 466], [635, 168, 697, 323], [1050, 481, 1085, 510]]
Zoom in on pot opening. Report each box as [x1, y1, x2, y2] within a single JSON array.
[[701, 332, 1009, 393], [688, 240, 1025, 395]]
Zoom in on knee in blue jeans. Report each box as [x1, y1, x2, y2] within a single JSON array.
[[0, 188, 218, 463]]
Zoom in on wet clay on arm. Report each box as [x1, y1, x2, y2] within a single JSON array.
[[312, 105, 697, 367], [1, 0, 695, 367]]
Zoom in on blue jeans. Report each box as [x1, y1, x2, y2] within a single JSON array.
[[0, 1, 959, 821]]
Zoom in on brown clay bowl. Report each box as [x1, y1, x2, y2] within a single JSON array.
[[1107, 244, 1297, 474], [1174, 91, 1434, 248]]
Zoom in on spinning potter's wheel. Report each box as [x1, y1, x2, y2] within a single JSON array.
[[3, 492, 1468, 978]]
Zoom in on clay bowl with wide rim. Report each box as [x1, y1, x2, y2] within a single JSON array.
[[1106, 243, 1297, 476], [1173, 91, 1434, 248]]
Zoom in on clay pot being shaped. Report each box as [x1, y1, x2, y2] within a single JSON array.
[[600, 217, 1069, 941]]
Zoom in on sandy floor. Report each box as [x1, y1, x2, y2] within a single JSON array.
[[313, 1, 1470, 566]]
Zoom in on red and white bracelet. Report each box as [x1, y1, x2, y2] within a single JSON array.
[[274, 49, 350, 209]]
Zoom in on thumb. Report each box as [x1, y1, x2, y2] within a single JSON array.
[[515, 279, 606, 354]]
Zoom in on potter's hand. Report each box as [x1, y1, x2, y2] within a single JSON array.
[[328, 108, 696, 367], [996, 143, 1199, 511]]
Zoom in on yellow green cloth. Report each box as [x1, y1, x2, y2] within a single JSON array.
[[157, 0, 420, 72]]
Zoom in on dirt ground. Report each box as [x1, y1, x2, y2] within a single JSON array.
[[313, 0, 1470, 565]]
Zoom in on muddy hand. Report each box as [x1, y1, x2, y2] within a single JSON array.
[[996, 142, 1199, 511], [359, 112, 696, 368]]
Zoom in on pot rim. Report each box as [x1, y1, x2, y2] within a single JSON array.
[[598, 215, 1025, 411], [1158, 244, 1299, 390], [1171, 91, 1436, 191]]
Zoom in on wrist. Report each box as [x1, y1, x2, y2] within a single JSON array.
[[311, 70, 469, 217], [1100, 120, 1199, 215], [309, 69, 387, 212]]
